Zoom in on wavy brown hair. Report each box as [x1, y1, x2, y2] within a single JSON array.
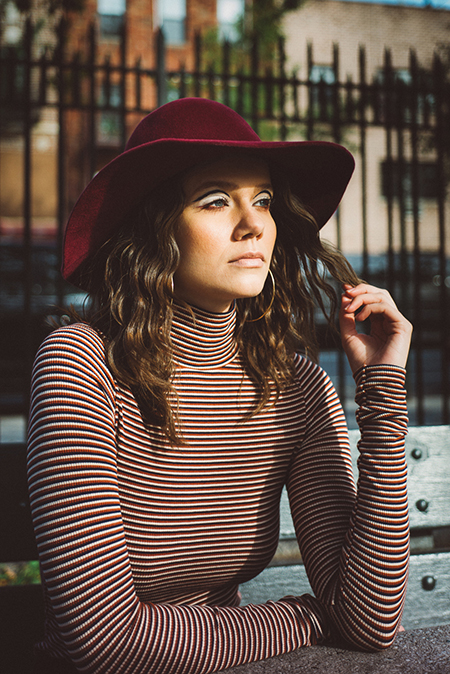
[[73, 163, 361, 444]]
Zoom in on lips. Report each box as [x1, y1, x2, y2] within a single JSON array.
[[228, 252, 265, 268], [229, 252, 265, 263]]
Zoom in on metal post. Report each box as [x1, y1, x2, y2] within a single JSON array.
[[88, 23, 97, 181], [194, 32, 202, 99], [410, 49, 424, 425], [55, 18, 67, 308], [359, 46, 368, 281], [222, 39, 231, 108], [251, 35, 259, 134], [433, 53, 449, 424], [156, 28, 167, 108], [383, 49, 395, 294], [278, 37, 287, 141], [306, 43, 314, 141], [22, 18, 33, 413], [120, 19, 127, 148]]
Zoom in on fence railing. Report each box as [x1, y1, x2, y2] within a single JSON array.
[[1, 18, 449, 431]]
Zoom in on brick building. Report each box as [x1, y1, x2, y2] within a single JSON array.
[[0, 0, 245, 235], [1, 0, 449, 253], [67, 0, 243, 70]]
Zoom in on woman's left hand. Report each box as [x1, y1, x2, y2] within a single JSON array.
[[340, 283, 413, 374]]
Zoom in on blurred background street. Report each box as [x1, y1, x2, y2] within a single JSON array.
[[1, 0, 450, 437]]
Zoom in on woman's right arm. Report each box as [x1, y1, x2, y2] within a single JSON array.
[[286, 357, 409, 652], [28, 325, 328, 674]]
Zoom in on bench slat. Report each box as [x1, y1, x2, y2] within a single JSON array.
[[240, 551, 450, 630], [280, 426, 450, 537]]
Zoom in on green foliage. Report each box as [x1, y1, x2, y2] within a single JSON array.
[[242, 0, 304, 60], [0, 561, 41, 585], [200, 0, 305, 66]]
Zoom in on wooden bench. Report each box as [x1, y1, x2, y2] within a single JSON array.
[[1, 426, 449, 673], [241, 425, 450, 630]]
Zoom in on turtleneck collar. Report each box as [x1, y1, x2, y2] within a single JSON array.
[[171, 302, 238, 369]]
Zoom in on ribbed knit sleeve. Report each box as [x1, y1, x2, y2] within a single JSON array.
[[27, 326, 328, 674], [287, 362, 409, 651]]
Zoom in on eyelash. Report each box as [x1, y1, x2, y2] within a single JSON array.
[[201, 196, 229, 210], [255, 195, 272, 208], [200, 194, 273, 210]]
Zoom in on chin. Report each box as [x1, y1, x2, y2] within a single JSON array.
[[235, 282, 266, 300]]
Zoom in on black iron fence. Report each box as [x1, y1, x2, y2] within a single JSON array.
[[1, 19, 449, 432]]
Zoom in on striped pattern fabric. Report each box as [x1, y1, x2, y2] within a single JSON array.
[[27, 303, 409, 674]]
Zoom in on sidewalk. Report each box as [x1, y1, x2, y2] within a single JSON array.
[[223, 625, 450, 674]]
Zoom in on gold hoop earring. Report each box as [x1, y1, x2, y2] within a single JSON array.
[[247, 269, 275, 322]]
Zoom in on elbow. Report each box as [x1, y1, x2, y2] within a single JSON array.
[[369, 622, 405, 652], [333, 632, 399, 653], [330, 611, 404, 653], [360, 634, 398, 652]]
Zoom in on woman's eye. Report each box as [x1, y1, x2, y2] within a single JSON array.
[[202, 197, 228, 209], [255, 195, 272, 208]]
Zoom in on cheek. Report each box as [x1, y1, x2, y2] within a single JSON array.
[[176, 221, 219, 267], [178, 215, 229, 262], [175, 218, 199, 258]]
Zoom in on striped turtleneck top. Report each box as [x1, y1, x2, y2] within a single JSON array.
[[27, 302, 409, 674]]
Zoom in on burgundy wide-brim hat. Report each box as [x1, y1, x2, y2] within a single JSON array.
[[62, 97, 355, 288]]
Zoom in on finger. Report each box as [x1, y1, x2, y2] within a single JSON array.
[[339, 299, 358, 332], [341, 289, 408, 332], [340, 294, 357, 324], [343, 291, 385, 316], [343, 283, 395, 307], [353, 302, 386, 323], [350, 298, 409, 329]]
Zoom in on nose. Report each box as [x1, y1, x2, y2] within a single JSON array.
[[233, 205, 264, 240]]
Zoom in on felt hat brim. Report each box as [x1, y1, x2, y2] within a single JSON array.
[[62, 100, 355, 289]]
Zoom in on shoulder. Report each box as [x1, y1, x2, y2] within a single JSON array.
[[37, 322, 106, 358], [291, 353, 345, 430], [292, 352, 335, 392], [291, 353, 341, 412], [33, 322, 112, 384]]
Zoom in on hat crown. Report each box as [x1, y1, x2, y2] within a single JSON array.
[[126, 98, 260, 150]]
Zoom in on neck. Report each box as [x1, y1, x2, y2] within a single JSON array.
[[170, 301, 238, 369]]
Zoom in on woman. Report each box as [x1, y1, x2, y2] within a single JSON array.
[[27, 97, 412, 674]]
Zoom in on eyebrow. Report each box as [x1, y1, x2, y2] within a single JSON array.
[[191, 181, 273, 199]]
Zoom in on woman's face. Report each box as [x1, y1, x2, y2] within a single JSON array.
[[174, 156, 277, 313]]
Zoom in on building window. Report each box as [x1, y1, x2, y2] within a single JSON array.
[[375, 68, 434, 122], [376, 68, 411, 86], [2, 2, 22, 45], [217, 0, 244, 42], [98, 0, 126, 38], [309, 65, 335, 116], [159, 0, 186, 46], [310, 65, 335, 85], [381, 161, 438, 200]]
